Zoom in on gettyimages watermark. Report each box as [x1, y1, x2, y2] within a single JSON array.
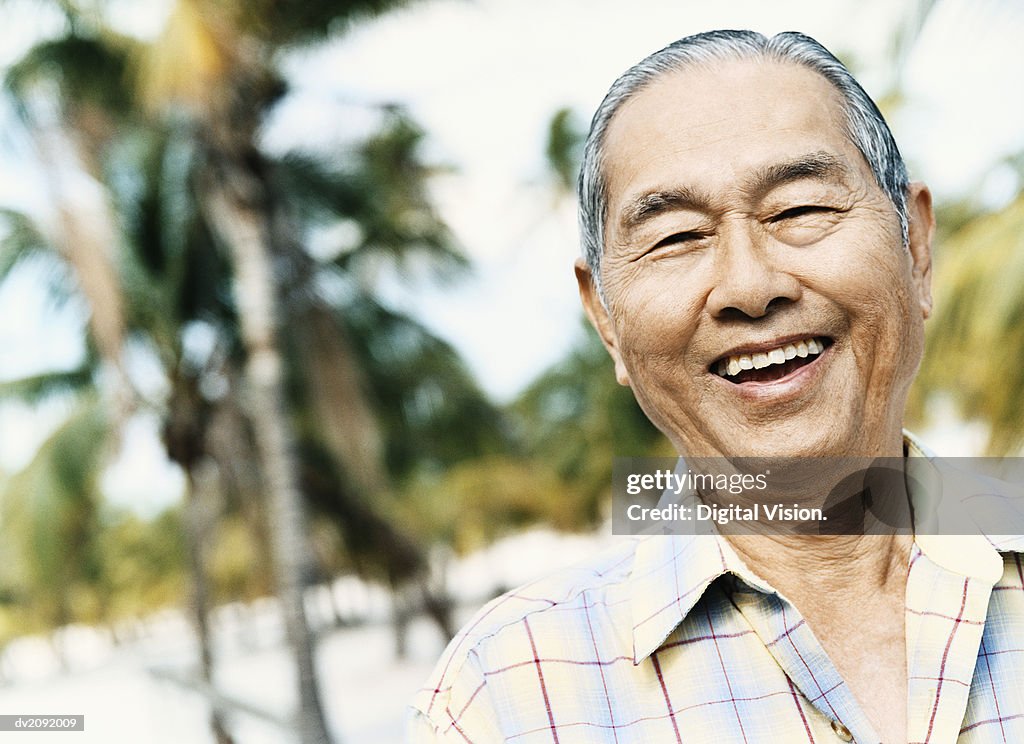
[[612, 456, 1024, 536]]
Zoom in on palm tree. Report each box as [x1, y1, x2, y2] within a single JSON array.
[[0, 399, 110, 648], [2, 2, 503, 741], [909, 189, 1024, 454]]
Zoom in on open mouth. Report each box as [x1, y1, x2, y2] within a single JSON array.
[[711, 337, 833, 384]]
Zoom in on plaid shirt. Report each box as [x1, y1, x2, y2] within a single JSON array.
[[409, 443, 1024, 743]]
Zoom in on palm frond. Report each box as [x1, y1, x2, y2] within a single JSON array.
[[0, 208, 51, 283], [4, 31, 137, 131], [236, 0, 412, 48], [329, 292, 505, 478], [274, 110, 467, 282], [0, 366, 93, 404], [545, 107, 585, 195], [914, 193, 1024, 453]]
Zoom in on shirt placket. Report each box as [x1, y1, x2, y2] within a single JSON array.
[[727, 580, 882, 743]]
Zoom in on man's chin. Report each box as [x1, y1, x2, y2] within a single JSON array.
[[688, 419, 854, 460]]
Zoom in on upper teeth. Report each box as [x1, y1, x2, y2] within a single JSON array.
[[716, 337, 826, 377]]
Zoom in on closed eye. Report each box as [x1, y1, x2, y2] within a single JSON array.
[[651, 231, 708, 250], [770, 205, 835, 222]]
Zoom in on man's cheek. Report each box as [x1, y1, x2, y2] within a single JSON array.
[[817, 249, 909, 317], [850, 299, 925, 396], [851, 269, 922, 337], [616, 301, 697, 357]]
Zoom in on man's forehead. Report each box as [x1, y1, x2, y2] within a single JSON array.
[[600, 58, 857, 211]]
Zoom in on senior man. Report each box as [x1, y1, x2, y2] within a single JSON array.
[[409, 30, 1023, 743]]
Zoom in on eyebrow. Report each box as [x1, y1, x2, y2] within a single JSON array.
[[616, 151, 849, 235], [618, 185, 710, 234], [748, 151, 848, 197]]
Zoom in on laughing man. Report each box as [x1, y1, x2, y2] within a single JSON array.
[[409, 30, 1024, 743]]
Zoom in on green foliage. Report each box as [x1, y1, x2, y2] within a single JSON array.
[[0, 209, 50, 282], [506, 322, 667, 530], [404, 455, 584, 555], [545, 107, 585, 194], [275, 109, 466, 281], [0, 400, 109, 636], [910, 193, 1024, 454], [93, 507, 188, 619], [112, 129, 239, 352], [0, 210, 79, 315], [230, 0, 412, 48], [514, 322, 666, 452], [5, 32, 136, 119], [0, 367, 94, 405], [402, 320, 670, 545], [338, 294, 505, 478], [205, 514, 270, 601]]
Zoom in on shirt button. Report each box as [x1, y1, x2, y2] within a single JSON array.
[[830, 719, 854, 741]]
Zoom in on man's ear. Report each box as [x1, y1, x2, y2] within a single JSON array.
[[906, 182, 934, 319], [574, 258, 631, 386]]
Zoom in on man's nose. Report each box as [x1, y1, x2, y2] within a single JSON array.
[[705, 220, 802, 318]]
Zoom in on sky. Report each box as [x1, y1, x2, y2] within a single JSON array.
[[0, 0, 1022, 503]]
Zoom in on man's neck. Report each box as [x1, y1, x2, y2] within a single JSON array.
[[715, 431, 915, 591], [726, 531, 913, 604], [727, 530, 914, 744]]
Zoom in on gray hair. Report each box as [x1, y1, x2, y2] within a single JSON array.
[[578, 30, 909, 295]]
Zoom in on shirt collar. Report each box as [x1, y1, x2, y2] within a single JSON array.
[[903, 430, 1024, 562], [628, 431, 1024, 664], [629, 532, 773, 664]]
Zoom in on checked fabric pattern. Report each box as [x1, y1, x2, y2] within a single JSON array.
[[409, 453, 1024, 743]]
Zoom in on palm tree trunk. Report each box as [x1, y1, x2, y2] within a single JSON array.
[[203, 165, 335, 744], [292, 301, 456, 653], [185, 459, 235, 744]]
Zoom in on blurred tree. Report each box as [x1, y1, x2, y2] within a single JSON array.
[[0, 399, 109, 648], [870, 0, 1024, 453], [909, 189, 1024, 454], [501, 107, 666, 529], [545, 107, 585, 198], [0, 1, 502, 742], [93, 507, 189, 623], [510, 322, 667, 527]]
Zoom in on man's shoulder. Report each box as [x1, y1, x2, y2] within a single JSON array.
[[410, 535, 642, 720], [907, 439, 1024, 548], [428, 534, 641, 668]]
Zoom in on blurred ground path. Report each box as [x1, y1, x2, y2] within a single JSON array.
[[0, 528, 613, 743]]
